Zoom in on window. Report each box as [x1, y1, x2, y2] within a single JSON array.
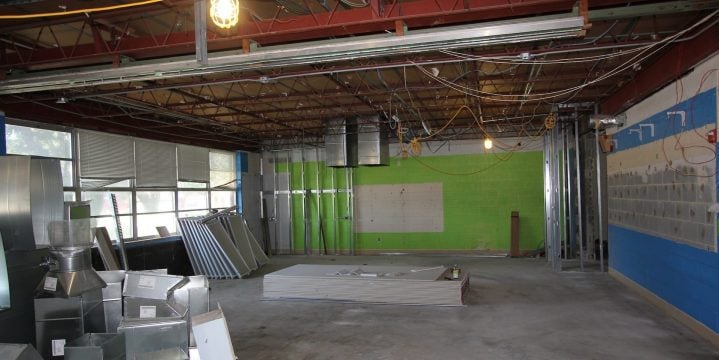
[[6, 121, 238, 241], [5, 124, 72, 159], [211, 191, 236, 209], [210, 151, 236, 189], [179, 191, 208, 211]]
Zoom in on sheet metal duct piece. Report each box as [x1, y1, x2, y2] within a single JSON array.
[[0, 156, 64, 251], [40, 204, 107, 298], [64, 333, 125, 360], [0, 16, 586, 94], [134, 348, 189, 360], [97, 270, 125, 332], [34, 289, 107, 359], [0, 343, 43, 360], [0, 233, 10, 310], [325, 117, 358, 168], [357, 115, 389, 166], [123, 272, 188, 300], [169, 276, 209, 347], [117, 318, 189, 359], [123, 297, 187, 320], [191, 306, 236, 360]]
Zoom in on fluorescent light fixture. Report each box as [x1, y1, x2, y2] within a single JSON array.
[[0, 15, 585, 95]]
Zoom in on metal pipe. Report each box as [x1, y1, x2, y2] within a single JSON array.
[[349, 167, 355, 256], [574, 114, 585, 271], [331, 167, 338, 255], [286, 150, 294, 255], [300, 147, 309, 255], [315, 147, 323, 255], [595, 128, 605, 272], [564, 124, 576, 259], [561, 125, 568, 260]]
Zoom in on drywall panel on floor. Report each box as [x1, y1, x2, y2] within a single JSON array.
[[355, 183, 443, 233]]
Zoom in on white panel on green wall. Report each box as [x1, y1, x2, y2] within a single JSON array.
[[355, 183, 444, 233]]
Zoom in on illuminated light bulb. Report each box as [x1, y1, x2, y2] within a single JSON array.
[[210, 0, 239, 29], [484, 138, 493, 150]]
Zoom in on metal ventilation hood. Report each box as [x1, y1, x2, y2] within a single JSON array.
[[357, 115, 389, 166], [325, 117, 358, 168]]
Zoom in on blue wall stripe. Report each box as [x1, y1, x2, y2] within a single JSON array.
[[610, 87, 719, 334], [612, 88, 717, 152], [610, 225, 719, 332]]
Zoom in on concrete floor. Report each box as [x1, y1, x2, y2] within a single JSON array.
[[210, 255, 719, 360]]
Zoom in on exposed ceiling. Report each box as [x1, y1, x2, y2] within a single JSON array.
[[0, 0, 717, 151]]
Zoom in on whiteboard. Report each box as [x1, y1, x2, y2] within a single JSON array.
[[355, 183, 444, 233]]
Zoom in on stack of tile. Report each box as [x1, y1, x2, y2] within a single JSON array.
[[178, 214, 269, 279], [263, 264, 469, 306]]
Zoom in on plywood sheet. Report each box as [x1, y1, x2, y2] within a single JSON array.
[[355, 183, 444, 233]]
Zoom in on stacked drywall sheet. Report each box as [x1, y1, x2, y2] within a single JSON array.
[[264, 265, 469, 306], [177, 214, 269, 279]]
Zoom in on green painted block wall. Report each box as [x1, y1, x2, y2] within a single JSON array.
[[277, 151, 544, 253]]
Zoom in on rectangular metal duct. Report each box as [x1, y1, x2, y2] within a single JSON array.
[[325, 117, 358, 168], [357, 115, 389, 166]]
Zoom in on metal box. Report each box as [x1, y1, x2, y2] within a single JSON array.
[[117, 318, 188, 359], [134, 348, 188, 360], [325, 117, 358, 167], [357, 115, 389, 166], [170, 276, 208, 347], [64, 333, 125, 360], [123, 272, 188, 300], [97, 270, 125, 332], [34, 289, 107, 359], [0, 343, 43, 360], [123, 297, 187, 320], [34, 297, 83, 359]]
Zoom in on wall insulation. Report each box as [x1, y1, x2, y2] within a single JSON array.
[[261, 138, 544, 254], [607, 53, 719, 333]]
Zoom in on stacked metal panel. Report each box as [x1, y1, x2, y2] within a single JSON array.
[[178, 214, 268, 279], [264, 265, 469, 306]]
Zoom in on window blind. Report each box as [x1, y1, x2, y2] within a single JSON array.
[[78, 130, 135, 179], [135, 139, 177, 187], [178, 145, 210, 182]]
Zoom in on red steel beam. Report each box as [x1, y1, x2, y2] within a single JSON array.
[[601, 23, 719, 114], [2, 0, 581, 70]]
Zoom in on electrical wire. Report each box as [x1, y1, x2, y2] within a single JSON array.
[[0, 0, 163, 19], [417, 10, 719, 103]]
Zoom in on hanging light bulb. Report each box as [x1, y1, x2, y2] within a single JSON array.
[[210, 0, 239, 29], [484, 138, 493, 150]]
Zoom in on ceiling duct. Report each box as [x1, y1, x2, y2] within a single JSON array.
[[357, 114, 389, 166], [325, 117, 358, 168], [0, 15, 586, 95]]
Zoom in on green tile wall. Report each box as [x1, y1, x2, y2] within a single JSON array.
[[278, 151, 544, 253]]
